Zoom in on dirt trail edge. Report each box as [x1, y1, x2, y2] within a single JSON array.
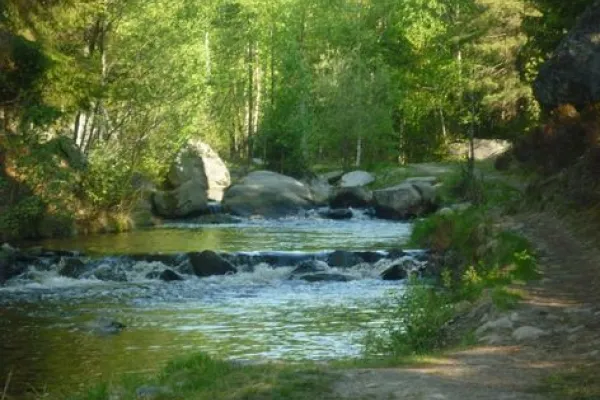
[[334, 212, 600, 400]]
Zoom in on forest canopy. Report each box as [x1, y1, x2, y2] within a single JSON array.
[[0, 0, 595, 239]]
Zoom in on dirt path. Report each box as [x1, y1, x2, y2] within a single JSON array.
[[334, 212, 600, 399]]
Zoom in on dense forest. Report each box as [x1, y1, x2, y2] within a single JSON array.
[[0, 0, 595, 240]]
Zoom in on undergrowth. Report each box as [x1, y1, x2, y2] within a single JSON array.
[[365, 168, 539, 358], [68, 353, 338, 400]]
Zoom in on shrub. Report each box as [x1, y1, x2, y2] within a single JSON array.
[[365, 281, 455, 356]]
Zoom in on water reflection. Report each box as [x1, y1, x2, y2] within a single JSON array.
[[32, 218, 411, 255]]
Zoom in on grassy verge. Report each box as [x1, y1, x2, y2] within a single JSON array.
[[68, 354, 339, 400], [363, 166, 539, 358]]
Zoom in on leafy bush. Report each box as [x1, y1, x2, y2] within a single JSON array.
[[365, 282, 455, 356]]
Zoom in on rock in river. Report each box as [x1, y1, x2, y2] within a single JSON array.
[[222, 170, 314, 218], [297, 273, 357, 282], [188, 250, 237, 277], [329, 187, 372, 209]]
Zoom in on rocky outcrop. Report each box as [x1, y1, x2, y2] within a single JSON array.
[[340, 170, 375, 187], [152, 139, 229, 218], [152, 179, 208, 218], [222, 171, 314, 217], [373, 182, 438, 220], [534, 1, 600, 110], [167, 139, 230, 201], [306, 177, 333, 206], [188, 250, 237, 277], [329, 187, 372, 208]]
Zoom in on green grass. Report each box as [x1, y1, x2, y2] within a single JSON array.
[[69, 353, 340, 400]]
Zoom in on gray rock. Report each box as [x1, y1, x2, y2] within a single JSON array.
[[291, 260, 329, 275], [297, 273, 356, 282], [373, 183, 435, 220], [476, 317, 514, 336], [327, 251, 362, 268], [321, 208, 353, 220], [306, 177, 333, 206], [340, 170, 375, 187], [380, 260, 410, 281], [58, 257, 86, 278], [222, 171, 314, 218], [188, 250, 237, 277], [152, 179, 209, 218], [512, 326, 548, 342], [167, 140, 230, 200], [320, 170, 344, 184], [404, 176, 438, 185], [534, 1, 600, 110], [330, 187, 372, 209]]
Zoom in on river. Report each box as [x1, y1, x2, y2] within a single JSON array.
[[0, 212, 413, 397]]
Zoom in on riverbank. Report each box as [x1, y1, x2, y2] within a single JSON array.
[[3, 163, 600, 400]]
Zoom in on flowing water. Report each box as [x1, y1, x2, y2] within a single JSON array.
[[1, 212, 413, 396]]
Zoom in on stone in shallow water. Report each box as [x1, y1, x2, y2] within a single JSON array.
[[327, 251, 362, 269], [188, 250, 237, 277], [291, 260, 329, 276], [298, 273, 356, 282]]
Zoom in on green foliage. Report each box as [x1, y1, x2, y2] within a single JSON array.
[[0, 194, 45, 239], [365, 281, 455, 356], [73, 352, 337, 400], [490, 287, 523, 311], [80, 148, 135, 210]]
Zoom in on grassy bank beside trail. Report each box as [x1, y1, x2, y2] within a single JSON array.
[[61, 354, 338, 400], [362, 165, 540, 358]]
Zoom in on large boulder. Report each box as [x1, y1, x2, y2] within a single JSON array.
[[329, 187, 372, 208], [167, 139, 230, 201], [373, 182, 438, 220], [306, 177, 333, 206], [188, 250, 237, 277], [534, 2, 600, 110], [340, 170, 375, 187], [222, 171, 314, 217], [152, 179, 208, 218]]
